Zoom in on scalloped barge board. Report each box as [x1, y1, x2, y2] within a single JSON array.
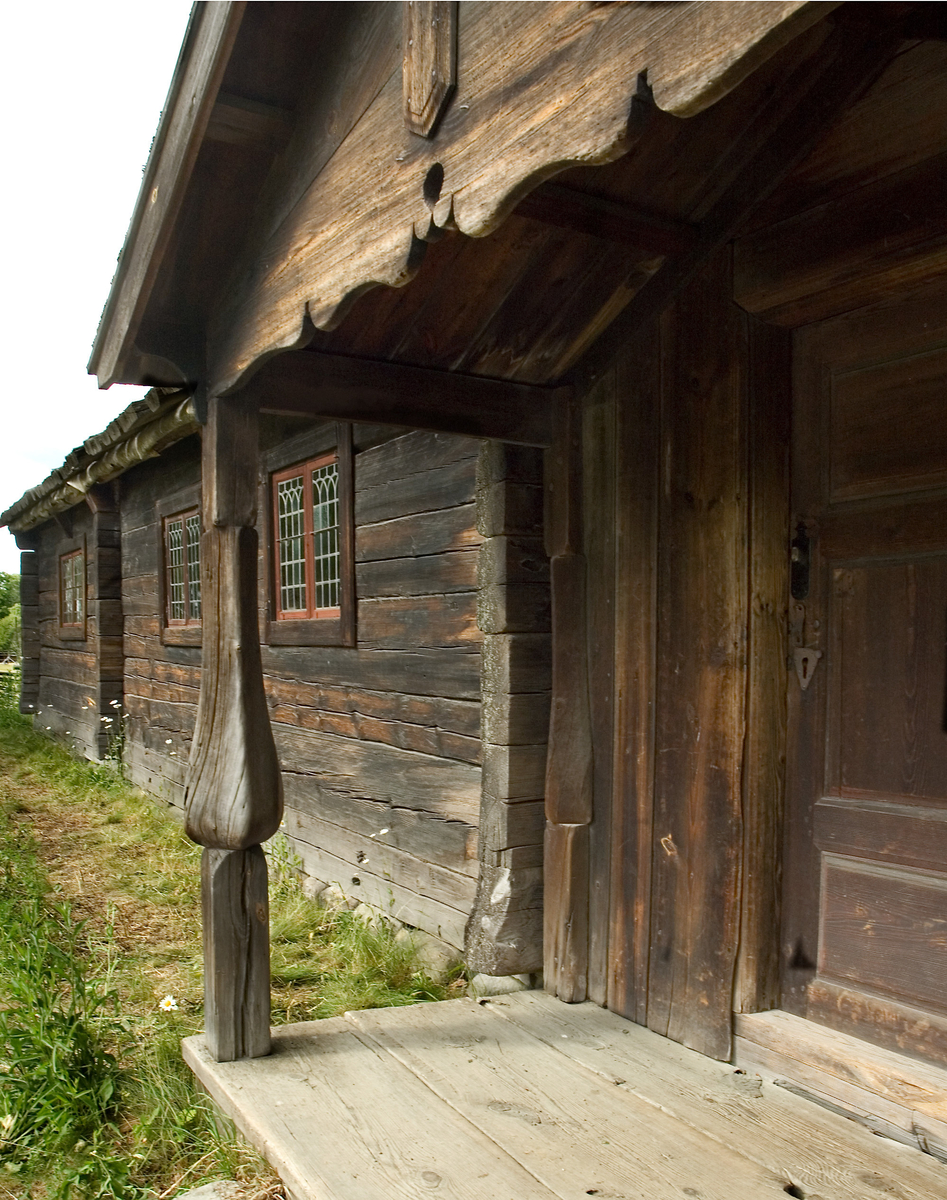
[[183, 992, 947, 1200]]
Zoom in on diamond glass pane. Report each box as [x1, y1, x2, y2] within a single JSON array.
[[185, 514, 201, 620], [312, 462, 340, 610], [166, 519, 186, 621], [278, 475, 307, 611], [62, 553, 84, 625]]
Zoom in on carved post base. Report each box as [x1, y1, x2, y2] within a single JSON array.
[[202, 846, 271, 1061]]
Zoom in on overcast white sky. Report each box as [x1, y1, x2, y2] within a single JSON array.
[[0, 0, 193, 573]]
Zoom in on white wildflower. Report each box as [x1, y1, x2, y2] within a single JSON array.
[[159, 995, 178, 1012], [0, 1114, 13, 1132], [165, 738, 172, 744]]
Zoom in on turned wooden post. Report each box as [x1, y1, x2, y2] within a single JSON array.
[[185, 394, 282, 1062]]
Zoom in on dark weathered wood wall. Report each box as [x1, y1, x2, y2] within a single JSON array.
[[32, 497, 123, 760], [268, 429, 483, 948], [121, 436, 204, 800], [118, 426, 486, 949], [573, 248, 789, 1059]]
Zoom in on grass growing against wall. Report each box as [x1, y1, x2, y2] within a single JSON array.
[[0, 676, 463, 1199]]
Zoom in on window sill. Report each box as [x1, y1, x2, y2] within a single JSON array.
[[58, 627, 87, 642], [265, 617, 353, 647], [162, 625, 202, 647]]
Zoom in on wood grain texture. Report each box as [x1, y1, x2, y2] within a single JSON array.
[[735, 318, 790, 1014], [497, 992, 947, 1199], [250, 349, 559, 447], [734, 153, 947, 326], [805, 980, 947, 1071], [348, 1000, 801, 1200], [607, 328, 659, 1027], [274, 725, 479, 824], [185, 399, 282, 850], [571, 11, 902, 390], [207, 2, 821, 394], [184, 1015, 563, 1200], [202, 845, 271, 1062], [646, 252, 747, 1060], [403, 1, 456, 138], [467, 444, 549, 975], [544, 823, 588, 1004], [582, 379, 616, 1006], [735, 1007, 947, 1144]]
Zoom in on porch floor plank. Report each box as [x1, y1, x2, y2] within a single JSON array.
[[184, 994, 947, 1200], [491, 991, 947, 1200]]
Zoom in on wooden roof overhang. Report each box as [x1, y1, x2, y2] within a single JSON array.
[[0, 389, 197, 534], [87, 0, 861, 441]]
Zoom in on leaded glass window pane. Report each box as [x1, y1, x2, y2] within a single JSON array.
[[312, 462, 340, 610], [61, 552, 84, 626], [166, 518, 186, 622], [186, 514, 201, 620], [278, 474, 307, 611]]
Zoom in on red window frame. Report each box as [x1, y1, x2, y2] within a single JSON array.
[[272, 451, 341, 621], [162, 507, 202, 627]]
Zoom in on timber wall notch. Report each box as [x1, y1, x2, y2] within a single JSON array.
[[466, 442, 550, 977]]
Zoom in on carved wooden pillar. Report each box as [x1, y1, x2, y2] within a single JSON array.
[[185, 395, 282, 1062], [543, 390, 593, 1002]]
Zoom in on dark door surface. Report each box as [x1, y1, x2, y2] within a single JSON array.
[[783, 277, 947, 1066]]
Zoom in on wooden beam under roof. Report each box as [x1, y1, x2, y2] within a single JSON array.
[[514, 183, 698, 257], [568, 11, 906, 389], [245, 350, 562, 447], [204, 93, 293, 151]]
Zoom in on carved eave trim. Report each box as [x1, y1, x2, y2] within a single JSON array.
[[208, 0, 834, 396], [88, 2, 246, 390], [1, 392, 199, 532]]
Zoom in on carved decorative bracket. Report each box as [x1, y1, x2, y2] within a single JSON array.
[[403, 1, 457, 137]]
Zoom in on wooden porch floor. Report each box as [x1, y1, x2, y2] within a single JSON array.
[[183, 992, 947, 1200]]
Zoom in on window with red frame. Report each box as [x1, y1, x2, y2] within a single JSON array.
[[163, 508, 201, 625], [272, 453, 341, 619], [59, 549, 85, 628]]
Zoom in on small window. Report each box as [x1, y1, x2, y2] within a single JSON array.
[[273, 453, 341, 619], [60, 548, 85, 628], [163, 508, 201, 626]]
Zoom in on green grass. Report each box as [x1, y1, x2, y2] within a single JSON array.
[[0, 674, 463, 1198]]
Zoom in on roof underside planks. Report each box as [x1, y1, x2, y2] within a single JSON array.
[[88, 0, 836, 397]]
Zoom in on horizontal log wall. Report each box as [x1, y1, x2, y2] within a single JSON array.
[[32, 501, 115, 760], [266, 429, 482, 946], [119, 427, 483, 948], [120, 436, 204, 806]]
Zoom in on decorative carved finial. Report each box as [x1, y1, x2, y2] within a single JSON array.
[[403, 1, 457, 137]]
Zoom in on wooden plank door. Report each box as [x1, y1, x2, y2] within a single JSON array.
[[783, 276, 947, 1067]]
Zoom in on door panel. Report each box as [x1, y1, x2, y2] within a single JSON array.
[[784, 275, 947, 1064], [830, 559, 947, 801]]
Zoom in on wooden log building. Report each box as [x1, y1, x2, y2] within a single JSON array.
[[4, 2, 947, 1193]]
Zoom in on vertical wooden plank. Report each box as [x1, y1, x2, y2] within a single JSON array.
[[87, 484, 124, 760], [202, 846, 271, 1062], [337, 422, 357, 647], [735, 317, 791, 1014], [544, 391, 591, 1002], [468, 442, 548, 978], [608, 324, 660, 1026], [17, 546, 40, 716], [544, 823, 589, 1004], [780, 322, 826, 1016], [402, 1, 457, 138], [647, 249, 748, 1060], [583, 376, 617, 1006], [186, 394, 281, 1061]]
